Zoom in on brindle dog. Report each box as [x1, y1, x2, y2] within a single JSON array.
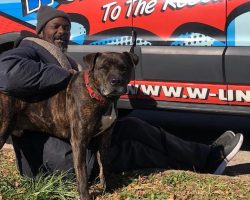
[[0, 52, 138, 200]]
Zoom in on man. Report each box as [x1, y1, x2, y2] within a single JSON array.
[[0, 5, 244, 178]]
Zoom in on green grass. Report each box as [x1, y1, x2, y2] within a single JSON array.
[[0, 149, 78, 200], [1, 149, 250, 200], [0, 172, 78, 200]]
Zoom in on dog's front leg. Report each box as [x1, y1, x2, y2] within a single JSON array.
[[70, 136, 90, 200], [96, 126, 113, 191]]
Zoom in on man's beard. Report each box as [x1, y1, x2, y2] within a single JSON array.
[[54, 41, 68, 52], [58, 44, 68, 52], [54, 36, 69, 52]]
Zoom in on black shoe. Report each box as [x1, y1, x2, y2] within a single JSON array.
[[205, 132, 243, 175]]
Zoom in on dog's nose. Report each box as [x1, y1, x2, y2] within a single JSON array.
[[110, 78, 121, 86]]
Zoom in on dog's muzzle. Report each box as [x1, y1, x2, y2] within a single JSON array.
[[102, 79, 127, 97]]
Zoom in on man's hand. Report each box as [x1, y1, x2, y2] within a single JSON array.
[[69, 69, 77, 75]]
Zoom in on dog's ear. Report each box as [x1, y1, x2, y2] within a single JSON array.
[[83, 52, 100, 71], [123, 52, 139, 66]]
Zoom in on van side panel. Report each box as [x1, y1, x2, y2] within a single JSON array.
[[225, 1, 250, 109], [139, 46, 225, 83], [1, 1, 250, 114]]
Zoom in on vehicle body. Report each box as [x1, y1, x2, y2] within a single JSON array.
[[1, 0, 250, 115]]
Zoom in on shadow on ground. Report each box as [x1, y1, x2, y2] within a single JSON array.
[[225, 163, 250, 176]]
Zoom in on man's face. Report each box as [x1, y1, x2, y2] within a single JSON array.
[[39, 17, 71, 52]]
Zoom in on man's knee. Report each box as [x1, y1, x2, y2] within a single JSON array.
[[116, 116, 145, 129]]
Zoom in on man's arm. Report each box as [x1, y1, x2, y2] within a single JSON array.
[[0, 46, 72, 102]]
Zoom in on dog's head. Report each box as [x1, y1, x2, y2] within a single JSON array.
[[83, 52, 138, 98]]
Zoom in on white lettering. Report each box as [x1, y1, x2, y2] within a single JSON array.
[[186, 87, 209, 99], [140, 85, 160, 96], [218, 89, 227, 101], [145, 0, 157, 15], [162, 0, 176, 11], [134, 0, 147, 16], [235, 90, 250, 102], [126, 84, 250, 104], [227, 90, 235, 102], [110, 5, 121, 21], [162, 86, 183, 97], [127, 0, 157, 17], [103, 0, 223, 22], [125, 0, 136, 18], [102, 2, 121, 22], [162, 0, 221, 11]]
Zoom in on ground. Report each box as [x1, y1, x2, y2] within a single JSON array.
[[1, 143, 250, 199], [224, 151, 250, 180]]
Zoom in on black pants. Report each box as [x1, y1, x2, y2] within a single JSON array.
[[12, 117, 210, 178]]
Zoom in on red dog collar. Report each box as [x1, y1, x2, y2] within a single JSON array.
[[84, 70, 104, 102]]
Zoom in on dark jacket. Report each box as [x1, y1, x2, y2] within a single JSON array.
[[0, 31, 73, 102]]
